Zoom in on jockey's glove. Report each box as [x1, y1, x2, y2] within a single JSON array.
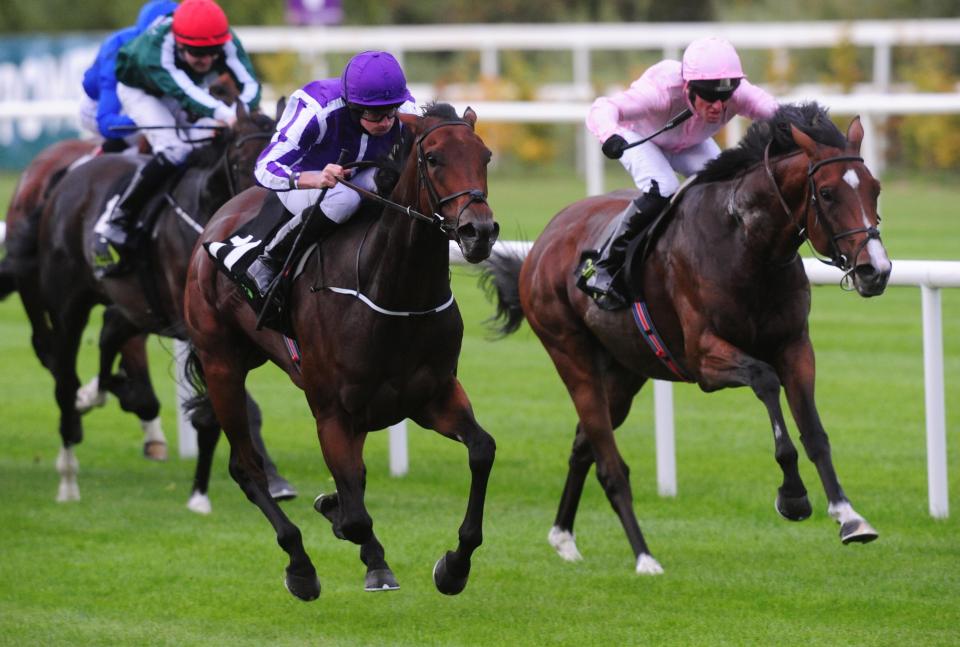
[[602, 134, 629, 160]]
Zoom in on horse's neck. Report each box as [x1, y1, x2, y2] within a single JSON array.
[[359, 188, 452, 310]]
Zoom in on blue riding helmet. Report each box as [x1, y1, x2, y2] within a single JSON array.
[[136, 0, 178, 32], [340, 51, 414, 107]]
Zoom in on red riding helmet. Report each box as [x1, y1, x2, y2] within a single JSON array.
[[172, 0, 231, 48]]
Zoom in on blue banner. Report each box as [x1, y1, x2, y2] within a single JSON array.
[[0, 34, 100, 170]]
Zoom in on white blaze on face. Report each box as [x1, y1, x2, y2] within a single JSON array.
[[843, 168, 891, 272]]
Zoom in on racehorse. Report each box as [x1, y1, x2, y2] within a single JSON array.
[[35, 103, 283, 507], [183, 103, 499, 599], [481, 103, 891, 575], [1, 138, 99, 368]]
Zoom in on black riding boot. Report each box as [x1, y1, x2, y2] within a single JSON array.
[[246, 210, 340, 297], [98, 154, 178, 251], [582, 187, 669, 308]]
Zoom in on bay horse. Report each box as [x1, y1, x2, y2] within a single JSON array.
[[183, 103, 498, 599], [481, 103, 891, 575], [34, 104, 285, 507]]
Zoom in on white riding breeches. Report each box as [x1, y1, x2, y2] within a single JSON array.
[[265, 167, 378, 254], [78, 95, 100, 138], [619, 137, 721, 196], [276, 167, 378, 223], [117, 83, 214, 165]]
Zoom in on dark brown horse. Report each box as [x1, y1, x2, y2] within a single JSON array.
[[183, 103, 498, 599], [34, 104, 282, 506], [1, 138, 99, 368], [482, 103, 890, 575]]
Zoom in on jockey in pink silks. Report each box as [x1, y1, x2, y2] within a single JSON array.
[[581, 37, 779, 309]]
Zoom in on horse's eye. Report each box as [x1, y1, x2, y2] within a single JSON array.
[[819, 187, 833, 202], [425, 153, 439, 167]]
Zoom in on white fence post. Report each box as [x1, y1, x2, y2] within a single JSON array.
[[389, 421, 408, 477], [173, 339, 198, 459], [654, 380, 677, 496], [921, 286, 949, 518]]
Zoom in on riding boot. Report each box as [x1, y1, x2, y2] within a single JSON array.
[[246, 210, 340, 297], [97, 154, 178, 252], [582, 187, 669, 307]]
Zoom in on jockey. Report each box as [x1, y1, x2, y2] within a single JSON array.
[[244, 50, 417, 297], [79, 0, 178, 153], [582, 37, 779, 309], [94, 0, 260, 271]]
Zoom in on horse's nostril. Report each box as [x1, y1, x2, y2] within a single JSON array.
[[855, 264, 877, 281], [458, 223, 477, 241]]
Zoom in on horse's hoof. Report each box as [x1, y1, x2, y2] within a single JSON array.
[[775, 491, 812, 521], [313, 492, 338, 518], [547, 526, 583, 562], [284, 567, 320, 601], [840, 519, 879, 544], [364, 568, 400, 592], [433, 551, 469, 596], [635, 553, 664, 575], [142, 440, 168, 461], [75, 377, 107, 413], [268, 477, 297, 501], [186, 491, 212, 515]]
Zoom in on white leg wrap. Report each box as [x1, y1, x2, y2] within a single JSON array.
[[548, 526, 583, 562], [140, 417, 166, 444], [75, 376, 107, 413], [828, 501, 862, 525], [55, 447, 80, 502], [186, 491, 212, 515], [635, 553, 664, 575]]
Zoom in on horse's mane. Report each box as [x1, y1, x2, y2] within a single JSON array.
[[184, 111, 276, 169], [695, 102, 847, 184], [374, 101, 461, 195]]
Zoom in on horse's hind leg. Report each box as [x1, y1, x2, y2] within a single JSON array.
[[198, 347, 319, 600], [246, 392, 297, 500], [778, 340, 877, 544], [550, 369, 645, 562], [412, 379, 496, 595]]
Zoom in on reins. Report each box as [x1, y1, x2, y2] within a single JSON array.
[[762, 141, 880, 281], [334, 119, 488, 238]]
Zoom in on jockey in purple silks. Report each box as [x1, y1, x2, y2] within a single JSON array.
[[245, 50, 417, 296], [581, 37, 779, 309]]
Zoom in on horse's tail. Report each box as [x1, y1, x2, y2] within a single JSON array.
[[478, 248, 526, 337], [182, 343, 210, 409]]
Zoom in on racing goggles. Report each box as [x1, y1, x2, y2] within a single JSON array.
[[357, 106, 399, 123], [183, 45, 223, 59], [689, 78, 741, 103]]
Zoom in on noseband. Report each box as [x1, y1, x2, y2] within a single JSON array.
[[415, 120, 489, 237], [764, 142, 881, 273]]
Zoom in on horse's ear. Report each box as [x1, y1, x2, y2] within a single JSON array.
[[236, 101, 248, 121], [846, 116, 864, 154], [790, 124, 819, 160], [275, 96, 287, 122], [399, 112, 422, 135], [462, 106, 477, 129]]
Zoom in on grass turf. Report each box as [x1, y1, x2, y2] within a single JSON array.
[[0, 168, 958, 645]]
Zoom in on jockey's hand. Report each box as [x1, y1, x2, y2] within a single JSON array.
[[602, 134, 629, 159], [213, 102, 238, 127], [298, 164, 354, 190]]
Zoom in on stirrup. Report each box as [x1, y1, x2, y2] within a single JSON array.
[[92, 235, 127, 277]]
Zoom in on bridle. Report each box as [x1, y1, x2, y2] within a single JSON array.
[[764, 141, 881, 275], [334, 119, 488, 239], [220, 128, 273, 198]]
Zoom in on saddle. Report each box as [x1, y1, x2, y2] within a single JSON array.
[[204, 193, 303, 337]]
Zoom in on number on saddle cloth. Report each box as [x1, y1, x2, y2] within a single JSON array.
[[204, 192, 296, 332]]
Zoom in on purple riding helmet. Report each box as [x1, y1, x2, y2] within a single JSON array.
[[340, 50, 414, 107]]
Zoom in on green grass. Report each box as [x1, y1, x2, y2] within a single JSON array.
[[1, 169, 958, 646]]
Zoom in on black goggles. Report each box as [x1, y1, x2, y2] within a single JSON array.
[[183, 45, 223, 58], [689, 79, 740, 103], [357, 106, 399, 123]]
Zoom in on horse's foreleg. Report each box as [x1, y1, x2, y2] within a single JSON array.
[[413, 379, 496, 595], [778, 340, 878, 544], [200, 352, 319, 600], [50, 300, 91, 502], [186, 395, 220, 515], [695, 333, 811, 521]]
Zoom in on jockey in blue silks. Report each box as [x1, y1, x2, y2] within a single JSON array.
[[245, 50, 417, 296], [79, 0, 179, 153]]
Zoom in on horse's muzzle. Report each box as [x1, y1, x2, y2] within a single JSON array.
[[457, 219, 500, 264], [853, 262, 891, 297]]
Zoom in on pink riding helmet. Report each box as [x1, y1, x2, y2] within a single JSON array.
[[681, 37, 745, 82]]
